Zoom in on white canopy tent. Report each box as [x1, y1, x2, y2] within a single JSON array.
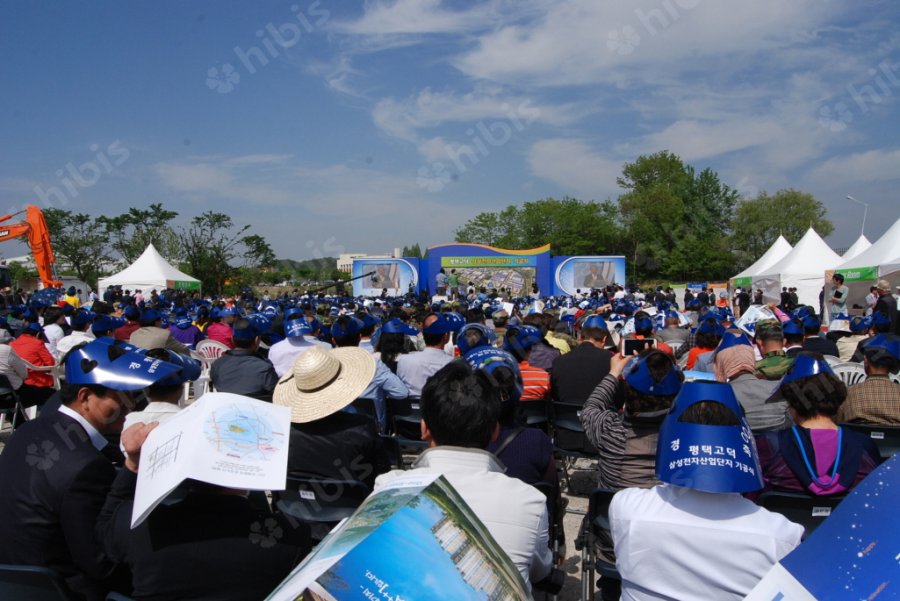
[[730, 235, 793, 289], [98, 244, 200, 296], [753, 228, 842, 309], [833, 217, 900, 311], [840, 235, 872, 262]]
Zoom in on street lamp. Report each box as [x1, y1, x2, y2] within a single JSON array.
[[846, 195, 867, 237]]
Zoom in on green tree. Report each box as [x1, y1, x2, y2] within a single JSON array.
[[401, 243, 424, 258], [180, 212, 250, 294], [454, 208, 519, 248], [731, 189, 834, 271], [241, 234, 277, 269], [98, 203, 181, 265], [43, 208, 111, 287], [616, 151, 739, 280]]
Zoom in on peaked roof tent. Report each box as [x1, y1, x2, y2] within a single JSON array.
[[840, 235, 872, 262], [753, 228, 843, 308], [837, 217, 900, 278], [732, 235, 793, 283], [98, 244, 200, 294]]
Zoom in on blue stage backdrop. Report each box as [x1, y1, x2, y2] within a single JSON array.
[[351, 258, 421, 297], [351, 246, 626, 297]]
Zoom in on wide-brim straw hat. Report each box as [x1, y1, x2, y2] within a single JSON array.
[[273, 346, 376, 423]]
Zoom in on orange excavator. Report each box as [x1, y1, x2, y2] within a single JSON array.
[[0, 205, 62, 289]]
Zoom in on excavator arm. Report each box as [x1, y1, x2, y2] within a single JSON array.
[[0, 205, 63, 288]]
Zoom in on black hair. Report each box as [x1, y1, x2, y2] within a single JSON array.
[[833, 273, 844, 283], [421, 312, 446, 346], [863, 344, 900, 371], [144, 348, 183, 399], [332, 315, 362, 348], [466, 308, 485, 324], [420, 361, 499, 449], [633, 311, 654, 337], [375, 332, 407, 372], [43, 306, 65, 324], [355, 311, 377, 337], [59, 382, 111, 406], [695, 331, 720, 350], [231, 317, 256, 349], [779, 353, 847, 420], [678, 399, 742, 425]]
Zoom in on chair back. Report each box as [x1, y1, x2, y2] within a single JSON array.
[[0, 564, 77, 601], [351, 398, 377, 420], [841, 423, 900, 459], [831, 362, 867, 387], [19, 359, 62, 390], [586, 488, 621, 580], [551, 401, 597, 455], [379, 434, 404, 469], [518, 399, 549, 428], [195, 340, 230, 362], [757, 491, 845, 539], [274, 478, 371, 523]]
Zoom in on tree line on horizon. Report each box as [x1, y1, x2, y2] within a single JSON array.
[[452, 151, 833, 282]]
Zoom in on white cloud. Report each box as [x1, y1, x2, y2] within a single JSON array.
[[527, 139, 623, 199], [806, 148, 900, 186], [331, 0, 499, 36], [372, 87, 570, 146], [629, 118, 785, 162]]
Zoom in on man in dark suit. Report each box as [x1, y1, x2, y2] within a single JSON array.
[[0, 339, 181, 600], [873, 279, 899, 335], [96, 420, 310, 601], [551, 315, 613, 405], [799, 314, 840, 358]]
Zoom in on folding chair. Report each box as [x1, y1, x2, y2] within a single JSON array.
[[519, 398, 550, 429], [273, 477, 371, 541], [551, 401, 598, 491], [757, 491, 846, 539], [0, 564, 77, 601], [841, 423, 900, 459], [388, 397, 428, 454], [0, 375, 27, 431], [579, 488, 621, 601], [379, 434, 404, 470]]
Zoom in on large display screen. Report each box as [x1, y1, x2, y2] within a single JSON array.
[[554, 256, 626, 295], [352, 259, 417, 296]]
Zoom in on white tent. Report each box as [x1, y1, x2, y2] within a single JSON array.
[[98, 244, 200, 296], [833, 217, 900, 310], [840, 235, 872, 262], [730, 235, 793, 289], [753, 228, 842, 308]]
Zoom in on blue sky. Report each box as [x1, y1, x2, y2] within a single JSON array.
[[1, 1, 899, 261]]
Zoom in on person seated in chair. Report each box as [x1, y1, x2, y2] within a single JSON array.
[[610, 381, 804, 601], [755, 352, 882, 496], [0, 339, 182, 600], [97, 417, 311, 601], [210, 318, 279, 402], [375, 360, 553, 591], [273, 346, 390, 539], [836, 334, 900, 425]]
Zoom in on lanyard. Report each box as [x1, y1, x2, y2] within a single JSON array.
[[791, 426, 843, 488]]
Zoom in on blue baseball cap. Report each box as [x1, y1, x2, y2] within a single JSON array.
[[502, 325, 543, 355], [232, 319, 262, 340], [141, 309, 161, 323], [65, 338, 182, 391], [656, 381, 763, 493], [70, 310, 95, 328], [871, 312, 891, 328], [697, 318, 725, 337], [464, 346, 523, 404], [381, 318, 418, 336], [331, 317, 364, 338], [624, 352, 682, 396], [145, 349, 202, 386], [284, 316, 312, 338], [782, 319, 804, 337], [862, 334, 900, 363], [422, 314, 456, 335], [849, 315, 872, 334], [633, 316, 655, 332], [92, 315, 126, 335], [582, 314, 608, 330], [456, 323, 497, 355], [359, 313, 380, 330], [766, 353, 833, 404], [123, 306, 141, 320]]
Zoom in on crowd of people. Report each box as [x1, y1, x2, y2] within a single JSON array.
[[0, 276, 896, 600]]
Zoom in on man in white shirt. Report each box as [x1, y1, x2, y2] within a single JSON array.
[[268, 308, 331, 377], [56, 310, 95, 358], [610, 381, 803, 601], [375, 360, 552, 590], [41, 305, 67, 360], [396, 313, 455, 398]]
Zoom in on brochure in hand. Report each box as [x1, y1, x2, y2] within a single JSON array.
[[267, 473, 530, 601]]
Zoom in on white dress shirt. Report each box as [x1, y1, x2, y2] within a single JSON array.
[[610, 484, 803, 601], [268, 336, 332, 377], [375, 447, 552, 589], [58, 404, 108, 451], [56, 330, 95, 359], [396, 347, 453, 398]]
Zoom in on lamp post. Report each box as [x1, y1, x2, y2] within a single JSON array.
[[846, 195, 867, 237]]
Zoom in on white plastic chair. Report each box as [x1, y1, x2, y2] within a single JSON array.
[[831, 362, 867, 387], [20, 359, 62, 390], [195, 339, 230, 362]]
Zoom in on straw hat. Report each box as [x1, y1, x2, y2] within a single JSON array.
[[273, 346, 376, 423]]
